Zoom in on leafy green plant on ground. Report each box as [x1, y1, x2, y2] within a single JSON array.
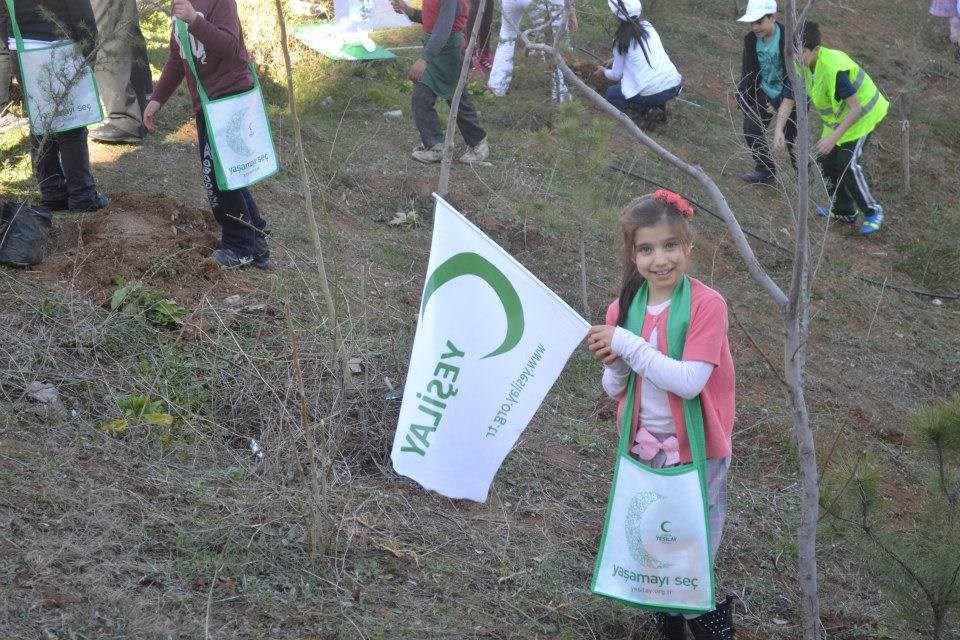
[[99, 392, 175, 441], [110, 278, 186, 328]]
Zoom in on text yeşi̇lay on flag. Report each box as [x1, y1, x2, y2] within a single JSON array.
[[391, 195, 590, 502]]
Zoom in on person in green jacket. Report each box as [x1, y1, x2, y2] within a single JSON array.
[[773, 21, 888, 235]]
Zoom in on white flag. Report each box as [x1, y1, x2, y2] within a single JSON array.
[[391, 195, 590, 502]]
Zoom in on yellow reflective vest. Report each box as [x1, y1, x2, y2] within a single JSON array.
[[803, 47, 888, 145]]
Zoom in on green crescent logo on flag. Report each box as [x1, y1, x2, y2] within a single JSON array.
[[420, 251, 525, 359]]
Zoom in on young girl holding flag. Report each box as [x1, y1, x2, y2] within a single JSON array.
[[586, 191, 736, 640], [144, 0, 271, 269]]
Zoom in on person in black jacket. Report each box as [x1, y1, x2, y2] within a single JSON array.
[[735, 0, 796, 184], [6, 0, 108, 212]]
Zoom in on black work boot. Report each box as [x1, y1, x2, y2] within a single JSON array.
[[686, 595, 736, 639], [656, 613, 688, 640]]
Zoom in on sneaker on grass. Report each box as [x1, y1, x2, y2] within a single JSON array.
[[211, 248, 251, 269], [741, 169, 775, 185], [412, 144, 443, 163], [89, 123, 146, 144], [860, 211, 883, 235], [210, 247, 271, 270], [458, 138, 489, 164], [815, 206, 857, 224]]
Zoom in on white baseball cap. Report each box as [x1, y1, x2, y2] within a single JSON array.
[[608, 0, 642, 20], [737, 0, 777, 22]]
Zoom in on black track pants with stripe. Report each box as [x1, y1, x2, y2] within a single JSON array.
[[818, 134, 884, 219]]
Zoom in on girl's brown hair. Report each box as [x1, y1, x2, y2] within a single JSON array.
[[615, 195, 694, 326]]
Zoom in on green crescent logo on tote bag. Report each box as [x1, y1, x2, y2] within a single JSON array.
[[591, 275, 716, 613], [175, 19, 279, 191], [4, 0, 104, 135]]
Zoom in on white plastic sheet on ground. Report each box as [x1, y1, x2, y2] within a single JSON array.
[[333, 0, 411, 31]]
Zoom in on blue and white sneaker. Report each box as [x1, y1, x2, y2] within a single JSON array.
[[815, 206, 857, 224], [860, 211, 883, 235]]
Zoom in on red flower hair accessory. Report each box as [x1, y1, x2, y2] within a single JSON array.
[[653, 189, 695, 219]]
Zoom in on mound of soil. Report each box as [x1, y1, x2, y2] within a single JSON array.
[[29, 192, 251, 304]]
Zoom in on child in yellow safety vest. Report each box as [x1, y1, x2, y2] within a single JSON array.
[[773, 21, 888, 236]]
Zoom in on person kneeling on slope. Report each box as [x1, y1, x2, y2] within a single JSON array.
[[592, 0, 682, 129]]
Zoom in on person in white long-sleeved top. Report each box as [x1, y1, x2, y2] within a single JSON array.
[[593, 0, 682, 127]]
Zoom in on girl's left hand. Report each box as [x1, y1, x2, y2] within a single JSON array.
[[586, 325, 618, 364], [592, 65, 606, 79]]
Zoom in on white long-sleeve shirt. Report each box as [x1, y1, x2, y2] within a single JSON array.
[[603, 21, 682, 99], [602, 300, 714, 437]]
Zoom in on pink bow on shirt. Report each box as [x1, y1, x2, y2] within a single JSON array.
[[631, 427, 680, 466]]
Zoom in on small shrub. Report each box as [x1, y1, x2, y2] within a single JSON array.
[[110, 279, 186, 328], [823, 395, 960, 639]]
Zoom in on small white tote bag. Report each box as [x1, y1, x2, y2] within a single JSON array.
[[5, 0, 103, 135], [176, 19, 278, 191]]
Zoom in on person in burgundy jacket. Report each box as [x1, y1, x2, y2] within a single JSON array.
[[143, 0, 269, 269]]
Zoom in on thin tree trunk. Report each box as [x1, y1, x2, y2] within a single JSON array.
[[579, 226, 589, 317], [285, 298, 328, 555], [438, 0, 488, 197], [272, 0, 353, 389], [785, 316, 820, 638], [783, 3, 821, 636]]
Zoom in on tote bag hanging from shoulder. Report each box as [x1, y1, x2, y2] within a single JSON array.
[[176, 20, 278, 191], [4, 0, 103, 135], [591, 276, 716, 613]]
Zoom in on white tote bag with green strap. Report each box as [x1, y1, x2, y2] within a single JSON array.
[[176, 19, 278, 192], [4, 0, 103, 135], [591, 276, 715, 613]]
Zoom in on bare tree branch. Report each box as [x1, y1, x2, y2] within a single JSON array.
[[520, 24, 789, 309]]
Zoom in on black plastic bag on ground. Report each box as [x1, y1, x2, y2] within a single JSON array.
[[0, 202, 53, 267]]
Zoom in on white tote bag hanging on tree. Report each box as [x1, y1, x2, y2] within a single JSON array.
[[176, 19, 278, 192], [591, 276, 716, 613], [4, 0, 103, 135]]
